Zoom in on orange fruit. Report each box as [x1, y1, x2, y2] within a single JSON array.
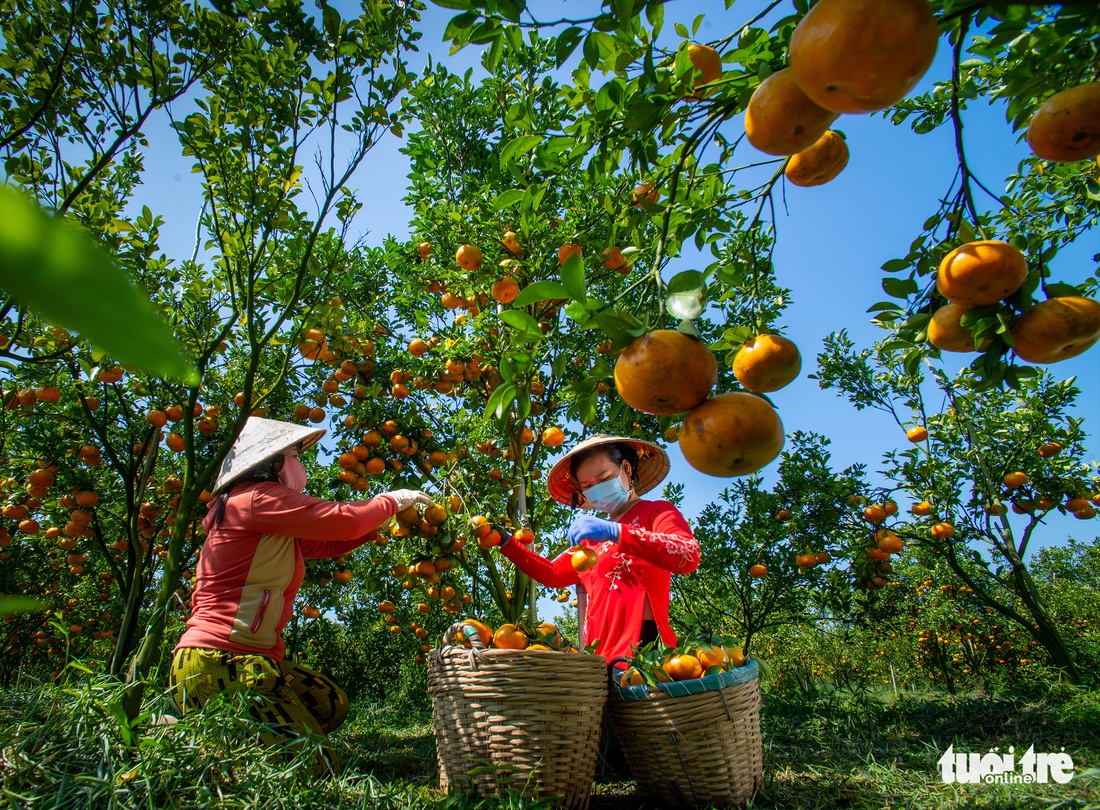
[[600, 246, 626, 270], [542, 426, 565, 447], [733, 334, 801, 392], [614, 330, 717, 415], [814, 551, 832, 565], [912, 500, 933, 516], [796, 553, 817, 567], [456, 244, 482, 271], [907, 426, 928, 443], [502, 230, 524, 257], [686, 43, 722, 98], [930, 522, 955, 539], [633, 183, 658, 208], [146, 409, 168, 428], [298, 328, 327, 360], [936, 241, 1028, 307], [863, 504, 887, 524], [679, 392, 784, 477], [571, 547, 598, 572], [749, 564, 767, 578], [744, 68, 839, 156], [424, 504, 448, 525], [776, 508, 792, 521], [876, 531, 904, 554], [1066, 496, 1089, 513], [491, 276, 520, 304], [785, 130, 849, 186], [619, 667, 645, 687], [513, 527, 535, 544], [696, 646, 727, 669], [724, 645, 747, 668], [1026, 83, 1100, 162], [557, 243, 582, 265], [535, 622, 564, 649], [1038, 441, 1062, 458], [927, 303, 994, 352], [416, 241, 432, 259], [788, 0, 939, 114], [663, 654, 703, 681], [459, 618, 493, 648], [409, 338, 428, 356], [1010, 297, 1100, 364], [1003, 472, 1028, 489], [492, 623, 528, 650]]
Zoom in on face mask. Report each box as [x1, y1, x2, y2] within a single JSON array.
[[278, 455, 308, 492], [582, 466, 632, 514]]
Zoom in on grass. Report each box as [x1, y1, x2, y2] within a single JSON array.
[[1, 676, 1098, 809]]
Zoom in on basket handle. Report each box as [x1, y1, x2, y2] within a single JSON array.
[[608, 656, 633, 671], [441, 621, 488, 650]]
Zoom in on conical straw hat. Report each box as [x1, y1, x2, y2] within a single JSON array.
[[547, 434, 670, 507], [212, 417, 326, 495]]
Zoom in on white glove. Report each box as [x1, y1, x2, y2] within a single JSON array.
[[385, 489, 434, 512]]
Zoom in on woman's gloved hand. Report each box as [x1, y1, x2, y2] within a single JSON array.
[[384, 489, 434, 512], [567, 514, 620, 546]]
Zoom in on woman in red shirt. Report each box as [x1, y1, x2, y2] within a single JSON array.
[[169, 417, 430, 774], [498, 435, 699, 663]]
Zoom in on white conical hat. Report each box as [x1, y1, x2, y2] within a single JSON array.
[[212, 417, 326, 495], [547, 434, 670, 507]]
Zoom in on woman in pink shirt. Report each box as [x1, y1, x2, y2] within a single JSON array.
[[169, 417, 430, 774]]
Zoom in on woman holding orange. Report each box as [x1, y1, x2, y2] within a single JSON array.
[[497, 434, 699, 663], [169, 417, 431, 773]]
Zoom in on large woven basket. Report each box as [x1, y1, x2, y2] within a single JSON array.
[[427, 623, 608, 809], [607, 659, 763, 809]]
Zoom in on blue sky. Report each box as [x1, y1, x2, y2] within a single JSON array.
[[141, 0, 1098, 563]]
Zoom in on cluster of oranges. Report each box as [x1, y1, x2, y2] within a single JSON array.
[[454, 618, 576, 652], [928, 240, 1100, 364], [742, 0, 940, 188], [618, 639, 749, 687], [612, 329, 797, 479]]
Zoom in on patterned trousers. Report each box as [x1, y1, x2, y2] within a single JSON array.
[[169, 646, 349, 775]]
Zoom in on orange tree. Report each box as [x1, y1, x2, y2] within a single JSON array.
[[815, 333, 1097, 684], [292, 34, 808, 639], [434, 1, 1100, 388], [671, 432, 872, 657], [0, 0, 419, 714]]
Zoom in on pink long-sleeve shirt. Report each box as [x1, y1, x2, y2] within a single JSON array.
[[175, 481, 397, 661], [499, 499, 699, 664]]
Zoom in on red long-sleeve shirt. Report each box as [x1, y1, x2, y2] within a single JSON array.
[[500, 499, 698, 663], [176, 482, 397, 661]]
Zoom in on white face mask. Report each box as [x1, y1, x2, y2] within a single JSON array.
[[581, 464, 632, 513], [278, 455, 307, 492]]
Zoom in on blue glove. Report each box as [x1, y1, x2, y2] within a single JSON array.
[[494, 526, 513, 547], [567, 515, 620, 546]]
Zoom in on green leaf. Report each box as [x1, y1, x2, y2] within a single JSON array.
[[881, 276, 919, 299], [665, 269, 706, 320], [674, 21, 689, 38], [881, 258, 911, 272], [485, 383, 516, 420], [493, 189, 524, 210], [583, 32, 600, 68], [0, 187, 197, 383], [555, 27, 585, 67], [561, 252, 586, 301], [512, 280, 569, 307], [499, 310, 544, 341], [499, 135, 542, 170], [321, 5, 341, 38], [0, 595, 44, 616], [623, 100, 664, 132], [552, 353, 568, 377]]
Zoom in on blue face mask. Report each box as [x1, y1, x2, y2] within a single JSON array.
[[582, 467, 632, 513]]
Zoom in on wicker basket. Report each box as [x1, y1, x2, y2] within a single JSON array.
[[427, 623, 608, 809], [606, 659, 764, 809]]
